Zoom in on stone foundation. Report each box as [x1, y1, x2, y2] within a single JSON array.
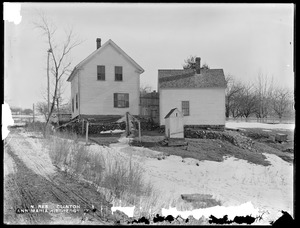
[[184, 125, 225, 131]]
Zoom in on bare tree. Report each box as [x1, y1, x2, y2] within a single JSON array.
[[202, 63, 210, 69], [225, 75, 244, 118], [34, 12, 82, 137], [23, 108, 33, 115], [236, 83, 257, 119], [10, 106, 23, 114], [140, 85, 153, 95], [254, 71, 275, 121], [271, 87, 293, 122], [59, 100, 72, 114], [182, 55, 197, 69], [36, 102, 49, 122]]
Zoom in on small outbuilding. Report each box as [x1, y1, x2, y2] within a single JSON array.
[[164, 108, 184, 138]]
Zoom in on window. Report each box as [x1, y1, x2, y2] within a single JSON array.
[[76, 94, 78, 110], [115, 66, 123, 81], [114, 93, 129, 108], [72, 98, 74, 112], [97, 65, 105, 80], [182, 101, 190, 116]]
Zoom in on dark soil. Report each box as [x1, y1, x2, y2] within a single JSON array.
[[131, 127, 294, 166]]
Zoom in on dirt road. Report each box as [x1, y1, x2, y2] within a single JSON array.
[[4, 130, 113, 225]]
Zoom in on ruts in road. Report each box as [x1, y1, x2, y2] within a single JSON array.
[[4, 130, 113, 225]]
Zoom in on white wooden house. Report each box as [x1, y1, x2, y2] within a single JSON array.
[[67, 38, 144, 120], [158, 57, 226, 128]]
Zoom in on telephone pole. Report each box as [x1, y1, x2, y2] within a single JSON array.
[[47, 48, 52, 115]]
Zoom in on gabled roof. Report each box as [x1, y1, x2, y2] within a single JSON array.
[[67, 39, 144, 82], [158, 68, 226, 89], [164, 108, 180, 119]]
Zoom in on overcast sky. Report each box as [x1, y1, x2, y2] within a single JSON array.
[[4, 3, 294, 109]]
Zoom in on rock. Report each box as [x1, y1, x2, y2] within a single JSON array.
[[283, 148, 293, 153], [176, 215, 185, 223], [275, 133, 288, 143], [182, 158, 199, 166]]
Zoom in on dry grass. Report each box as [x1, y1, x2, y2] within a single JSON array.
[[46, 131, 157, 214], [101, 152, 156, 206]]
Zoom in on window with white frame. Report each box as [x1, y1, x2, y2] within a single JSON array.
[[114, 93, 129, 108], [115, 66, 123, 81], [182, 101, 190, 116], [97, 65, 105, 80]]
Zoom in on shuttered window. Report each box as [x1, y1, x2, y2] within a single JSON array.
[[76, 94, 78, 110], [97, 65, 105, 80], [182, 101, 190, 116], [114, 93, 129, 108], [72, 98, 74, 113], [115, 66, 123, 81]]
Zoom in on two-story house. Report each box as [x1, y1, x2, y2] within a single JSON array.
[[67, 38, 144, 120]]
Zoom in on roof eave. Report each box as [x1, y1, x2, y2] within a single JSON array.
[[67, 67, 78, 82]]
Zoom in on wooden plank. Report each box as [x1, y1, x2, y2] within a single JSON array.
[[181, 194, 213, 202], [85, 121, 89, 144], [168, 138, 187, 146]]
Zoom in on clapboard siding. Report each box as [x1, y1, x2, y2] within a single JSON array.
[[159, 88, 225, 126], [71, 73, 79, 119], [77, 44, 140, 116]]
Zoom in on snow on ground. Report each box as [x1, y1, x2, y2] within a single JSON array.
[[15, 130, 293, 224], [4, 146, 16, 177], [99, 135, 293, 224], [100, 129, 125, 134], [7, 131, 56, 181], [226, 121, 295, 130], [141, 153, 293, 224]]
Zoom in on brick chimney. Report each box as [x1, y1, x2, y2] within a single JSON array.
[[195, 57, 201, 74], [96, 38, 101, 49]]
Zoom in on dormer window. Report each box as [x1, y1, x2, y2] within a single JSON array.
[[115, 66, 123, 81]]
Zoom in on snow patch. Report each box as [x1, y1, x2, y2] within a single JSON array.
[[100, 129, 125, 134], [226, 122, 294, 130], [2, 102, 14, 140], [3, 3, 22, 25], [111, 205, 135, 218]]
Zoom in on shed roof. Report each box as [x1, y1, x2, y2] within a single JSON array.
[[158, 68, 226, 89], [164, 108, 179, 119]]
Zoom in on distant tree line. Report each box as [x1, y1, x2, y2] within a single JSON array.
[[225, 73, 294, 122], [10, 107, 33, 115], [182, 56, 294, 122]]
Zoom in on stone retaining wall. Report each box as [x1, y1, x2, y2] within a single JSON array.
[[185, 129, 256, 151]]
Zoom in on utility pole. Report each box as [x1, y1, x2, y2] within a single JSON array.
[[47, 48, 52, 116]]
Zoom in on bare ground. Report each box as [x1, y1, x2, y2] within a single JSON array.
[[131, 128, 294, 166], [3, 129, 114, 225]]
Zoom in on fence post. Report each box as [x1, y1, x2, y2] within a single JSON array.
[[138, 120, 141, 143], [82, 119, 85, 135], [85, 121, 89, 144], [126, 112, 130, 137]]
